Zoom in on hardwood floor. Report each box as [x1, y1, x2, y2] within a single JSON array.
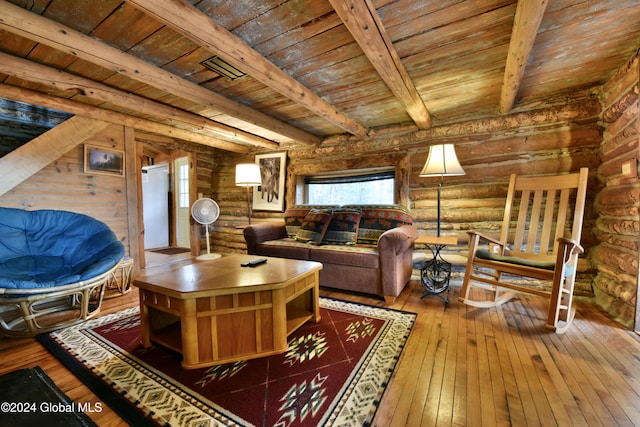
[[1, 269, 639, 426]]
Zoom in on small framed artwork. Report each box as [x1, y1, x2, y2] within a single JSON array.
[[253, 151, 286, 212], [84, 145, 125, 177]]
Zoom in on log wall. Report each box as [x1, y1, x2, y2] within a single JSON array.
[[192, 149, 219, 256], [593, 53, 640, 329], [210, 96, 602, 298]]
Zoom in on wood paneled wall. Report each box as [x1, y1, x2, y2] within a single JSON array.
[[0, 124, 132, 253], [592, 53, 640, 329]]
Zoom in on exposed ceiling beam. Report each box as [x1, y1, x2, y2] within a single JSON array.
[[137, 132, 218, 155], [125, 0, 369, 139], [0, 0, 318, 145], [0, 84, 249, 153], [0, 116, 110, 196], [0, 52, 278, 151], [140, 139, 173, 157], [329, 0, 432, 129], [499, 0, 549, 113]]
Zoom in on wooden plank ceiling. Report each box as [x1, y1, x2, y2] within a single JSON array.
[[0, 0, 639, 153]]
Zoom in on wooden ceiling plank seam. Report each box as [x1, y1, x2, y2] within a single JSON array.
[[499, 0, 549, 114], [328, 0, 431, 129], [0, 83, 248, 154], [42, 0, 121, 35], [381, 0, 515, 43], [194, 1, 278, 32], [0, 51, 277, 150], [126, 26, 201, 69], [393, 7, 515, 63], [0, 0, 319, 145], [252, 12, 343, 61], [89, 3, 161, 51], [215, 0, 335, 50], [124, 0, 369, 139]]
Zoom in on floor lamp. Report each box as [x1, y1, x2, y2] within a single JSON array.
[[235, 163, 262, 224], [419, 144, 466, 237]]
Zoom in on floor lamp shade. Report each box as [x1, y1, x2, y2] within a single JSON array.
[[419, 144, 465, 236], [236, 163, 262, 224], [419, 144, 466, 177]]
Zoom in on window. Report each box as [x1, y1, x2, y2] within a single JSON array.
[[304, 169, 394, 205], [177, 162, 189, 208]]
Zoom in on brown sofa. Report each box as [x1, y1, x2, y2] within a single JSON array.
[[243, 204, 418, 303]]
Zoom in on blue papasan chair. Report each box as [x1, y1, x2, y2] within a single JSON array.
[[0, 207, 125, 336]]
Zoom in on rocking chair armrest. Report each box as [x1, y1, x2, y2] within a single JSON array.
[[557, 237, 584, 255], [467, 231, 505, 248]]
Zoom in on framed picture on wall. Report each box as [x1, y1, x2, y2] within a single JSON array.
[[84, 145, 125, 177], [253, 151, 286, 212]]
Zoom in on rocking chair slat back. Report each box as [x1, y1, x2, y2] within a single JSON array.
[[539, 189, 556, 253], [506, 171, 588, 259]]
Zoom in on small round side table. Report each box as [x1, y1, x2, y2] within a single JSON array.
[[415, 236, 458, 304]]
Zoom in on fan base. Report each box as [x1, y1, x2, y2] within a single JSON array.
[[196, 253, 222, 261]]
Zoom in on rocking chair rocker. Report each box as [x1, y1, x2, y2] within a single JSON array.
[[459, 168, 588, 333]]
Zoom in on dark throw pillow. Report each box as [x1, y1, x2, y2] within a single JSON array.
[[321, 209, 361, 245], [294, 209, 333, 245]]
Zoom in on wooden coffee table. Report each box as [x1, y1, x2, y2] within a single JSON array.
[[133, 255, 322, 369]]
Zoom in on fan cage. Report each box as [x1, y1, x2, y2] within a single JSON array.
[[191, 198, 219, 225]]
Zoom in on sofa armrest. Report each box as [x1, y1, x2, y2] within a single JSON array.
[[243, 222, 287, 254], [378, 225, 419, 254], [377, 225, 419, 302]]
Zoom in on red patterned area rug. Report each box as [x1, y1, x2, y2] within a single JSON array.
[[38, 298, 416, 426]]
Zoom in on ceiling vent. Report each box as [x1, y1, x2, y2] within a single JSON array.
[[201, 56, 246, 80]]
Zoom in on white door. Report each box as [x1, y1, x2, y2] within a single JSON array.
[[142, 164, 169, 249], [174, 157, 191, 248]]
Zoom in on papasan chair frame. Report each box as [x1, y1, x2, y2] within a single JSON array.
[[0, 207, 125, 337]]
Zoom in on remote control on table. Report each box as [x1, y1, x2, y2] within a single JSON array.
[[241, 258, 268, 267]]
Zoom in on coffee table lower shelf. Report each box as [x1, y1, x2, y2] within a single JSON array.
[[149, 321, 182, 354], [147, 303, 315, 360], [136, 258, 321, 369]]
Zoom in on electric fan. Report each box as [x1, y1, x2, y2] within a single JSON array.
[[191, 198, 222, 260]]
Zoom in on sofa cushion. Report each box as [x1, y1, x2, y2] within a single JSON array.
[[295, 209, 333, 244], [343, 204, 413, 245], [256, 238, 311, 260], [310, 245, 379, 269], [321, 209, 361, 245]]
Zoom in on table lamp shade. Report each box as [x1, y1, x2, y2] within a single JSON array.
[[235, 163, 261, 186], [419, 144, 465, 177]]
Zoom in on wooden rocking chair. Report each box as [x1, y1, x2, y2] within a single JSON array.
[[459, 168, 589, 333]]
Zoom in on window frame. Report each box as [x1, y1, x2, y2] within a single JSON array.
[[289, 155, 410, 208], [302, 168, 395, 205]]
